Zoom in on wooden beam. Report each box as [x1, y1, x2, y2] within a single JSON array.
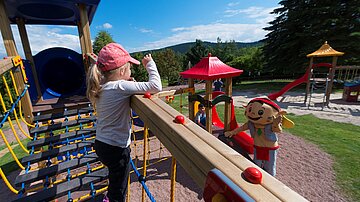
[[0, 57, 15, 75], [16, 18, 42, 99], [131, 95, 308, 201], [78, 4, 93, 54], [205, 80, 212, 133], [188, 78, 195, 121], [77, 21, 86, 55], [0, 0, 33, 122], [224, 78, 232, 131], [0, 0, 17, 56], [78, 3, 93, 73], [304, 57, 313, 104], [325, 56, 338, 105]]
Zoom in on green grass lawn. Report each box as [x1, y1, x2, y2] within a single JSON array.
[[285, 113, 360, 201], [167, 87, 359, 201], [0, 138, 30, 173]]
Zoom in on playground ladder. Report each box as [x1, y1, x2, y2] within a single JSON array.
[[307, 72, 329, 110]]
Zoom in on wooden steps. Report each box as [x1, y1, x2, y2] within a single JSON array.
[[22, 139, 95, 164], [33, 106, 94, 123], [15, 152, 98, 186], [27, 128, 96, 149], [29, 116, 96, 136], [13, 167, 108, 202]]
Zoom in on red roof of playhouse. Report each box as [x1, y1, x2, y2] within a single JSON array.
[[180, 53, 243, 80]]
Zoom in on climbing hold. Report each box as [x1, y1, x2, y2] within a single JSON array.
[[143, 92, 151, 98], [175, 115, 185, 124], [243, 167, 262, 184]]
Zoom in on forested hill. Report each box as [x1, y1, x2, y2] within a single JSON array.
[[134, 41, 263, 54]]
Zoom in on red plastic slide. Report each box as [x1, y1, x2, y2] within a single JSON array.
[[268, 71, 309, 100], [212, 91, 254, 154]]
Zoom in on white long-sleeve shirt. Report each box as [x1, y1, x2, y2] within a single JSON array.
[[95, 61, 162, 147]]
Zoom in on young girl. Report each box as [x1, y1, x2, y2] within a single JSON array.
[[86, 43, 162, 202]]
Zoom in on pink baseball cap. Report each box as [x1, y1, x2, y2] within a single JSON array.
[[97, 43, 140, 71]]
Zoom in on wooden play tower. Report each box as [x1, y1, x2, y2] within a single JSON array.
[[180, 53, 243, 133], [305, 41, 344, 105], [0, 0, 95, 120]]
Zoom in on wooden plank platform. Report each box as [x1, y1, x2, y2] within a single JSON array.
[[13, 167, 108, 202], [29, 116, 96, 135], [32, 96, 91, 116], [22, 139, 95, 164], [15, 152, 99, 186], [27, 128, 96, 149], [33, 106, 94, 123]]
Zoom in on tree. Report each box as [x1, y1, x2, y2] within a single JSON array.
[[229, 47, 265, 83], [262, 0, 360, 74], [185, 39, 211, 65], [92, 30, 115, 54], [210, 37, 238, 63], [153, 49, 182, 85], [130, 52, 148, 82]]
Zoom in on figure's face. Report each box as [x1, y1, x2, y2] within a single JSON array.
[[245, 101, 278, 125]]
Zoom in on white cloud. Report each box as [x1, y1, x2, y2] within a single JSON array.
[[96, 23, 113, 29], [131, 23, 267, 52], [129, 6, 278, 52], [0, 25, 81, 57], [102, 23, 113, 29], [139, 28, 153, 33], [225, 6, 278, 24], [227, 2, 240, 7]]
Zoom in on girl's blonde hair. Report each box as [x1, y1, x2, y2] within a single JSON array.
[[86, 63, 102, 107], [86, 62, 130, 107]]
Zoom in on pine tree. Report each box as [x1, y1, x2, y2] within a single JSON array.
[[185, 39, 211, 65], [92, 30, 115, 54], [263, 0, 360, 74]]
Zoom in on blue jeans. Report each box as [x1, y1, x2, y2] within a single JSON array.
[[200, 117, 206, 127], [253, 148, 277, 176]]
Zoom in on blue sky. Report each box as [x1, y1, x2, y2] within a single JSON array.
[[0, 0, 279, 57]]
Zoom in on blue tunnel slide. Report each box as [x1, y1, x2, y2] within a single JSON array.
[[25, 47, 86, 101]]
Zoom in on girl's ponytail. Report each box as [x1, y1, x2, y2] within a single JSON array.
[[86, 63, 102, 107]]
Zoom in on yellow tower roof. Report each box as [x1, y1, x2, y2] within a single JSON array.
[[306, 41, 344, 58]]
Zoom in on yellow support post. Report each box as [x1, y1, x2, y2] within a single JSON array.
[[170, 156, 177, 202], [142, 125, 149, 202]]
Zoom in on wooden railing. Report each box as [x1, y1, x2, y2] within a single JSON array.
[[131, 94, 307, 201]]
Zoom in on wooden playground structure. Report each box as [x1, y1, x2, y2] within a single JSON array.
[[269, 41, 359, 106], [0, 0, 310, 201]]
